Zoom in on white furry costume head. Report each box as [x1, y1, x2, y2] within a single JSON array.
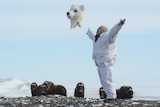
[[66, 5, 84, 29]]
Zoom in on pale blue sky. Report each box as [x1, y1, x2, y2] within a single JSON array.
[[0, 0, 160, 97]]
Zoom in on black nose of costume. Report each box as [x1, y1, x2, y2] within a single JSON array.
[[67, 12, 70, 15]]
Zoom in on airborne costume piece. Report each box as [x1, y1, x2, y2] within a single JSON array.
[[66, 5, 84, 29]]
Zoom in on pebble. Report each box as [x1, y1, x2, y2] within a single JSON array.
[[0, 95, 160, 107]]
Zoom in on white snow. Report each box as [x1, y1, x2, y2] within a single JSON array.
[[0, 78, 31, 97]]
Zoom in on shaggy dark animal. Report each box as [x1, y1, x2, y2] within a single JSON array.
[[42, 81, 55, 95], [74, 82, 85, 97], [36, 84, 48, 96], [99, 86, 133, 99], [31, 81, 67, 97], [99, 87, 107, 99], [42, 81, 67, 96], [116, 86, 133, 99], [31, 82, 38, 96], [54, 85, 67, 96], [31, 82, 48, 96]]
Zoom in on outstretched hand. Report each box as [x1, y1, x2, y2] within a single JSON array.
[[119, 19, 126, 26], [86, 27, 90, 34]]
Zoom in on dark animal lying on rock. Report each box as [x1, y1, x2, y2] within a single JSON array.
[[30, 81, 67, 96], [54, 85, 67, 96], [74, 82, 85, 97], [99, 86, 133, 99], [37, 84, 48, 96], [42, 81, 55, 95], [42, 81, 67, 96], [116, 86, 133, 99]]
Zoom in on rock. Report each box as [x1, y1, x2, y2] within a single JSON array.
[[0, 95, 159, 107]]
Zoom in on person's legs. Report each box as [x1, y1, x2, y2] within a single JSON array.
[[98, 66, 116, 99], [95, 59, 116, 99]]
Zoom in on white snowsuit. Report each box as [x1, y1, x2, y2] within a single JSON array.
[[87, 23, 122, 99]]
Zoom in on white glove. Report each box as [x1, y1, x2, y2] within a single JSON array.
[[119, 19, 126, 26], [86, 27, 90, 34]]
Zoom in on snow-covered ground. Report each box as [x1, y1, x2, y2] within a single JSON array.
[[0, 78, 31, 97], [0, 78, 160, 100]]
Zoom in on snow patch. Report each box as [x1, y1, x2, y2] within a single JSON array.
[[0, 78, 31, 97]]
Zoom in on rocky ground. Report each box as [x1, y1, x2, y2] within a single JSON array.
[[0, 95, 160, 107]]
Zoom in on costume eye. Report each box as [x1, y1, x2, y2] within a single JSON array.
[[74, 10, 77, 12]]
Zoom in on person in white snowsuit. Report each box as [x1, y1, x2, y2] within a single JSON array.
[[86, 19, 126, 100]]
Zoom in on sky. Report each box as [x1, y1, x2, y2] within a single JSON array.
[[0, 0, 160, 97]]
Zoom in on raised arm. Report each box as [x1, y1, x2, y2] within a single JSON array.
[[108, 19, 126, 43], [86, 28, 95, 40]]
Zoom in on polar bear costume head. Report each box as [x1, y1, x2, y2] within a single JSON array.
[[66, 5, 84, 29]]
